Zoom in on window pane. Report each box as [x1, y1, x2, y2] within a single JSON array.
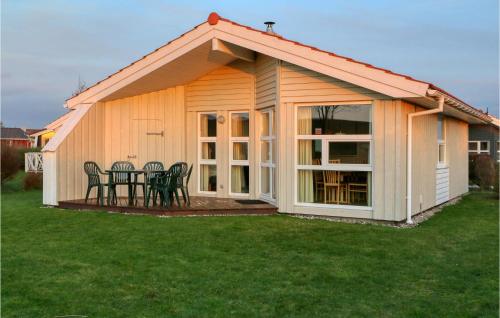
[[261, 112, 270, 136], [200, 164, 217, 192], [437, 114, 443, 140], [261, 167, 270, 194], [480, 141, 489, 151], [438, 144, 445, 163], [298, 140, 322, 165], [328, 142, 370, 164], [233, 142, 248, 160], [201, 142, 216, 160], [297, 170, 371, 206], [261, 141, 271, 162], [468, 142, 478, 151], [297, 105, 371, 135], [231, 165, 249, 193], [271, 140, 276, 164], [231, 113, 249, 137], [200, 114, 217, 137]]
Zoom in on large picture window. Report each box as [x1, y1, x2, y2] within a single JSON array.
[[296, 104, 372, 207]]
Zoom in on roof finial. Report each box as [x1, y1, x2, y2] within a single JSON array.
[[208, 12, 220, 25]]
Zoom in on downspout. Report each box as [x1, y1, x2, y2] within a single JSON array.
[[406, 94, 445, 224]]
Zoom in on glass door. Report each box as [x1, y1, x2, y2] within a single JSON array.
[[229, 112, 250, 195], [198, 113, 217, 193], [260, 109, 276, 201]]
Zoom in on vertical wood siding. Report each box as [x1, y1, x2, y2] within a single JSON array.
[[57, 103, 105, 201], [446, 117, 468, 198]]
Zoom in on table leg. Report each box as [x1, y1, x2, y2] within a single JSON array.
[[128, 173, 133, 206]]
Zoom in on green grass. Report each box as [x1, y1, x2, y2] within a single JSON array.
[[2, 173, 499, 317]]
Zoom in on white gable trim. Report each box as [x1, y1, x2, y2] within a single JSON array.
[[213, 23, 429, 98], [66, 23, 215, 108], [42, 103, 93, 152]]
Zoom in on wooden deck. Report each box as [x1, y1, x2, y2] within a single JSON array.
[[58, 196, 278, 217]]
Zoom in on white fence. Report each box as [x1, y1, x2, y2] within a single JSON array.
[[25, 152, 43, 173]]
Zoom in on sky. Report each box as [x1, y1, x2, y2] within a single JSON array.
[[1, 0, 498, 128]]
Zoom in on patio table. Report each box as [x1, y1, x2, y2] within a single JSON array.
[[105, 169, 164, 206], [105, 169, 144, 206]]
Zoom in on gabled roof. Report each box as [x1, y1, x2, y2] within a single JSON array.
[[1, 127, 29, 140], [65, 12, 490, 123]]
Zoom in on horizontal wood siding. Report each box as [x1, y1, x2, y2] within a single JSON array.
[[280, 62, 386, 103], [436, 167, 450, 204], [185, 60, 254, 111], [446, 117, 468, 198], [255, 54, 277, 109], [57, 103, 105, 201]]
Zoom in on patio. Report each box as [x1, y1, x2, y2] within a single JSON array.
[[58, 196, 278, 217]]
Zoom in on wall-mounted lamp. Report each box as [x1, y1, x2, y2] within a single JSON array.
[[217, 115, 225, 124]]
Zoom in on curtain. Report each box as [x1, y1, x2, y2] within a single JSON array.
[[297, 107, 314, 203], [231, 114, 248, 193]]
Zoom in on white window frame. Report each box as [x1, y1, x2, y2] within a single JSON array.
[[229, 111, 250, 196], [468, 140, 490, 155], [259, 109, 276, 202], [198, 112, 217, 195], [437, 114, 447, 168], [497, 141, 500, 162], [294, 102, 373, 210]]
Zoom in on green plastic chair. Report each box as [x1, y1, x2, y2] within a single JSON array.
[[150, 170, 176, 207], [176, 163, 192, 206], [83, 161, 110, 206], [109, 161, 135, 205], [138, 161, 164, 207]]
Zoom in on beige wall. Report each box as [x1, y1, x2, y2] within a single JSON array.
[[255, 54, 277, 109], [57, 103, 105, 201], [54, 54, 469, 220], [446, 117, 469, 198]]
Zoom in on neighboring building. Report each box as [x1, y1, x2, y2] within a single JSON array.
[[42, 13, 492, 223], [468, 115, 499, 162], [1, 127, 32, 148], [30, 111, 73, 148]]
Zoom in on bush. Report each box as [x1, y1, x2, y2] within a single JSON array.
[[23, 172, 43, 190], [1, 145, 21, 183], [472, 154, 496, 190]]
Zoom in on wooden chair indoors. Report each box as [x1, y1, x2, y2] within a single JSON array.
[[323, 170, 341, 204]]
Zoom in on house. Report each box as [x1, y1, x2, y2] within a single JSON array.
[[1, 127, 32, 148], [42, 12, 491, 223], [30, 111, 73, 148], [468, 115, 499, 162]]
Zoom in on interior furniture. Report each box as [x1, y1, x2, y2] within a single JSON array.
[[323, 170, 341, 204]]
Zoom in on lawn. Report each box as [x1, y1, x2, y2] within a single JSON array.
[[2, 174, 498, 317]]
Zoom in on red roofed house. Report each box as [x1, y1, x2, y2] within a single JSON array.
[[42, 13, 491, 223]]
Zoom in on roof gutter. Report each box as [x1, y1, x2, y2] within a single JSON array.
[[406, 94, 445, 224], [427, 88, 491, 123]]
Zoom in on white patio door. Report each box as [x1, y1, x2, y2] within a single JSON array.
[[198, 113, 218, 193], [229, 112, 250, 196]]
